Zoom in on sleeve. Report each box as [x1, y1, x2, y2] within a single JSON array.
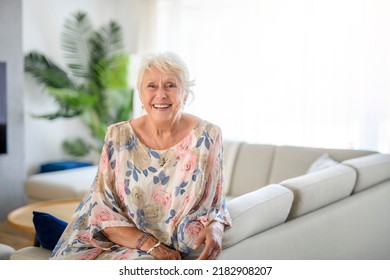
[[82, 124, 136, 249], [176, 125, 232, 254], [196, 126, 232, 227]]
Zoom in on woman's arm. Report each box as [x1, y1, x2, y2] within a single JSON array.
[[102, 227, 149, 250], [192, 126, 231, 259], [102, 227, 182, 260]]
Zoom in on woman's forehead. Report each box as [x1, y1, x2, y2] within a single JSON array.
[[143, 67, 179, 81]]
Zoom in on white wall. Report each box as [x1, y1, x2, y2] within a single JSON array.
[[23, 0, 146, 175]]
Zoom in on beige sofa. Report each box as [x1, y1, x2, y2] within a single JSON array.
[[11, 142, 390, 259]]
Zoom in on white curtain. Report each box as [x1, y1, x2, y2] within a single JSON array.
[[138, 0, 390, 153]]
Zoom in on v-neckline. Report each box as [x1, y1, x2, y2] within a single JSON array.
[[128, 119, 204, 152]]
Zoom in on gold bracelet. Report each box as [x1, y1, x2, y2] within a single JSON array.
[[146, 241, 162, 254], [135, 233, 151, 250]]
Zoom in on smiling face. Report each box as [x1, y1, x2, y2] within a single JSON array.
[[140, 66, 187, 123]]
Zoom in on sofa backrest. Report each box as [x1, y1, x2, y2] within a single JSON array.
[[268, 146, 375, 184], [223, 141, 375, 197], [227, 143, 275, 197]]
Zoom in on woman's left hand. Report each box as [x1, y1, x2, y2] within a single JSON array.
[[193, 221, 224, 260]]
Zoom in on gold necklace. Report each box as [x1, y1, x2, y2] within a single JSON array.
[[145, 119, 169, 167]]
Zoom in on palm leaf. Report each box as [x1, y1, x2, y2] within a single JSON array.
[[62, 138, 92, 157], [61, 11, 93, 78], [32, 87, 96, 119], [31, 112, 71, 120], [82, 108, 107, 147], [96, 54, 129, 90], [24, 51, 75, 89], [46, 87, 96, 110], [84, 80, 110, 122], [90, 21, 124, 65], [25, 10, 134, 157], [111, 88, 134, 122]]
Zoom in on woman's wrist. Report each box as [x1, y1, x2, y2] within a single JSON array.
[[140, 235, 159, 252], [209, 221, 225, 233], [146, 241, 162, 254], [135, 232, 152, 250]]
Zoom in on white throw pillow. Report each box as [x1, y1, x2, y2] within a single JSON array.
[[306, 153, 338, 173]]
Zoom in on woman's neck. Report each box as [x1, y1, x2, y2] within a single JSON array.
[[145, 114, 185, 149]]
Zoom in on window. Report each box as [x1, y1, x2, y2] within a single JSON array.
[[142, 0, 390, 153]]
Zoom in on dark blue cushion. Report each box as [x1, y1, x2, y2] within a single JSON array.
[[40, 160, 93, 173], [32, 211, 68, 250]]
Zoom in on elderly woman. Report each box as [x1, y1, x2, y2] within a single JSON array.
[[50, 52, 232, 260]]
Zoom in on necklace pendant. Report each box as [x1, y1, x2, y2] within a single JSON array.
[[159, 157, 166, 167]]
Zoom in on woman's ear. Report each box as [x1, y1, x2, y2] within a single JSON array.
[[183, 91, 189, 105], [138, 93, 145, 110]]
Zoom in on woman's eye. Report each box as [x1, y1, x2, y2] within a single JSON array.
[[167, 83, 177, 88], [147, 84, 156, 88]]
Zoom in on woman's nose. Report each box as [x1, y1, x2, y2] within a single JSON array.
[[156, 86, 167, 98]]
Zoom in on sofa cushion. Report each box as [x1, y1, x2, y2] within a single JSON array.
[[33, 211, 68, 251], [25, 165, 97, 202], [280, 164, 356, 220], [342, 153, 390, 193], [222, 184, 293, 249]]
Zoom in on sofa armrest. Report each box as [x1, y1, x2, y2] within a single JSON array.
[[222, 184, 293, 249], [0, 243, 15, 260]]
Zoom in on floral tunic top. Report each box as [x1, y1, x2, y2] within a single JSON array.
[[50, 119, 232, 260]]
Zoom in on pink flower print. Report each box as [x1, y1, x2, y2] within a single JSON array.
[[185, 221, 204, 241], [176, 193, 197, 217], [197, 216, 210, 226], [183, 194, 195, 208], [151, 186, 172, 210], [116, 183, 126, 204], [178, 133, 193, 152], [99, 149, 109, 174], [75, 231, 91, 244], [113, 249, 137, 260], [90, 205, 117, 226], [179, 153, 198, 181], [114, 159, 121, 180], [212, 177, 222, 206], [176, 134, 194, 161], [197, 175, 211, 205], [80, 248, 102, 260]]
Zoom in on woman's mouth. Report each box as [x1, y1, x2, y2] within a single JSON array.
[[152, 104, 171, 109]]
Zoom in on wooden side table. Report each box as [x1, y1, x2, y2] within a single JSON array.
[[7, 199, 80, 233]]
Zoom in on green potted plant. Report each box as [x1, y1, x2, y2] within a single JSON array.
[[25, 11, 133, 157]]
